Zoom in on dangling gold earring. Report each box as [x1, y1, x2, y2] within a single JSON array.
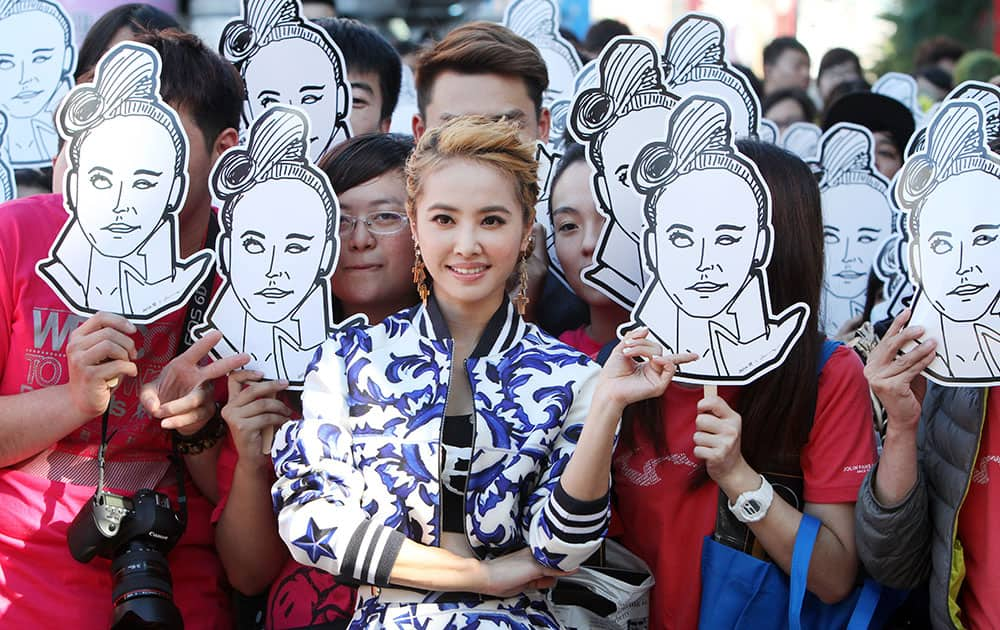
[[513, 249, 530, 316], [412, 243, 429, 305]]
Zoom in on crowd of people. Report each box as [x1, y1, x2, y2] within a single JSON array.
[[0, 3, 997, 630]]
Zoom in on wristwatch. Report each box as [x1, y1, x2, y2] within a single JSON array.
[[727, 475, 774, 523]]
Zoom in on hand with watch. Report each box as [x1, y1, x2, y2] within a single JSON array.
[[140, 329, 250, 454], [692, 392, 774, 523]]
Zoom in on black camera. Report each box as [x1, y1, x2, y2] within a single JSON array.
[[68, 488, 185, 629]]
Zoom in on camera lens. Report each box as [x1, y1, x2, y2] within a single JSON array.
[[110, 541, 183, 630]]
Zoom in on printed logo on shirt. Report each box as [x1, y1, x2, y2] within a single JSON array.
[[842, 463, 874, 475], [614, 451, 697, 487], [972, 455, 1000, 485]]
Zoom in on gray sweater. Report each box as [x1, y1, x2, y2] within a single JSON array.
[[855, 384, 989, 629]]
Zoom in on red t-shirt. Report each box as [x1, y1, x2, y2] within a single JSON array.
[[613, 346, 877, 630], [559, 326, 604, 360], [958, 387, 1000, 628], [0, 194, 230, 628], [213, 430, 357, 629]]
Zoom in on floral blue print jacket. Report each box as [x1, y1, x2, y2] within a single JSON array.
[[271, 296, 609, 588]]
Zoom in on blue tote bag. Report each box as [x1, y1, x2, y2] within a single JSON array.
[[698, 513, 884, 630]]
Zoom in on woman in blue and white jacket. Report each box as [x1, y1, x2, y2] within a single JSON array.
[[271, 116, 695, 628]]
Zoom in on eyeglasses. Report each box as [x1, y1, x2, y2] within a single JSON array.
[[338, 210, 409, 236]]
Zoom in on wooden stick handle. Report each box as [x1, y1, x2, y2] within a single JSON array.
[[703, 384, 718, 397]]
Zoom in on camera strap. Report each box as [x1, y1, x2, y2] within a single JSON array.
[[93, 215, 220, 521]]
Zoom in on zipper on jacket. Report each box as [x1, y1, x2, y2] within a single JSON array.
[[461, 357, 483, 560], [436, 338, 453, 550]]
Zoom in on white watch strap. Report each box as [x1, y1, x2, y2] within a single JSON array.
[[727, 475, 774, 523]]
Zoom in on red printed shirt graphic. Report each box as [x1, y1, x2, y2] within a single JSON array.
[[613, 346, 876, 630], [0, 194, 229, 629], [958, 388, 1000, 629]]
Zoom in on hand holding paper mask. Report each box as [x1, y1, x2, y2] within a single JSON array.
[[897, 100, 1000, 385], [194, 104, 354, 388], [36, 42, 214, 324], [628, 96, 808, 385]]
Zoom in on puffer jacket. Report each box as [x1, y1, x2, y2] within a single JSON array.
[[271, 296, 607, 590], [855, 384, 990, 629]]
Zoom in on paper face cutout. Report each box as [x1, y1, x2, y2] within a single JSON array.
[[873, 72, 922, 128], [36, 42, 214, 324], [566, 36, 677, 310], [662, 13, 761, 139], [502, 0, 582, 110], [780, 122, 822, 160], [628, 96, 809, 385], [221, 0, 352, 162], [0, 0, 75, 168], [195, 105, 352, 387], [897, 100, 1000, 385], [810, 124, 893, 335], [389, 64, 418, 135], [0, 111, 15, 201]]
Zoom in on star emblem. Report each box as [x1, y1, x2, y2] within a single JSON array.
[[292, 517, 337, 563]]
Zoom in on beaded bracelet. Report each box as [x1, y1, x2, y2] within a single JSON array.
[[172, 409, 226, 455]]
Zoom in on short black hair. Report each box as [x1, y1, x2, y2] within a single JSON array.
[[733, 63, 764, 99], [818, 47, 862, 79], [915, 35, 966, 68], [131, 29, 243, 150], [763, 36, 809, 67], [318, 133, 414, 196], [75, 3, 181, 81], [915, 64, 953, 92], [762, 87, 817, 123], [549, 142, 586, 198], [583, 18, 631, 54], [314, 17, 402, 124]]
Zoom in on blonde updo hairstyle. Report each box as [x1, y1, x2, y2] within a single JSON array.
[[405, 115, 540, 235]]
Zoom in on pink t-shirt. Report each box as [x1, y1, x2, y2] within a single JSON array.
[[213, 432, 357, 629], [558, 326, 604, 360], [0, 194, 230, 628]]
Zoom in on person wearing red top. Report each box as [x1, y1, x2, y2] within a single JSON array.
[[612, 140, 877, 629], [0, 30, 245, 628], [214, 134, 417, 629], [550, 143, 628, 361]]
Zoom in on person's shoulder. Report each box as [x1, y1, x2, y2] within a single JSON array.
[[523, 322, 601, 373], [816, 343, 870, 411], [820, 343, 866, 381], [0, 193, 66, 229]]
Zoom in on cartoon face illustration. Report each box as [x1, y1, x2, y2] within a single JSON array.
[[0, 5, 71, 119], [241, 37, 347, 160], [649, 169, 763, 319], [540, 46, 579, 105], [502, 0, 580, 109], [912, 171, 1000, 323], [221, 0, 351, 162], [599, 105, 672, 239], [821, 184, 893, 300], [225, 177, 332, 324], [70, 116, 182, 258]]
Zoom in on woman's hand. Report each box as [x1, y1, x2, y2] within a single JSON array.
[[597, 327, 697, 409], [222, 370, 292, 467], [863, 309, 936, 435], [476, 548, 574, 598], [693, 394, 758, 498]]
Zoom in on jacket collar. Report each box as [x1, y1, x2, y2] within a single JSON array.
[[415, 292, 528, 358]]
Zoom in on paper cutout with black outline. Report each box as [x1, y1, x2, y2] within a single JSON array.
[[810, 123, 893, 335], [627, 96, 808, 385], [221, 0, 352, 162], [193, 105, 357, 387], [873, 72, 923, 129], [36, 42, 214, 324], [567, 36, 677, 309], [897, 100, 1000, 386], [389, 64, 418, 135], [0, 111, 15, 201], [878, 81, 1000, 322], [662, 13, 761, 138], [780, 122, 822, 160], [502, 0, 582, 111], [0, 0, 75, 168]]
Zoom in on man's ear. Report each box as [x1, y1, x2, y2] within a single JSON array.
[[65, 169, 78, 210], [167, 175, 186, 213], [643, 228, 655, 270], [412, 114, 425, 140], [338, 82, 350, 119], [537, 106, 551, 144], [213, 128, 240, 161], [319, 241, 335, 276], [753, 224, 772, 267], [62, 45, 75, 76], [379, 117, 392, 133], [909, 240, 922, 283]]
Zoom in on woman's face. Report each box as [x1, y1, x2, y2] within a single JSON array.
[[873, 131, 903, 180], [599, 104, 670, 238], [0, 11, 70, 118], [72, 116, 180, 258], [551, 160, 613, 307], [226, 178, 332, 324], [914, 172, 1000, 323], [332, 170, 416, 319], [650, 169, 763, 318], [822, 184, 893, 299], [243, 38, 344, 161], [411, 159, 528, 313]]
